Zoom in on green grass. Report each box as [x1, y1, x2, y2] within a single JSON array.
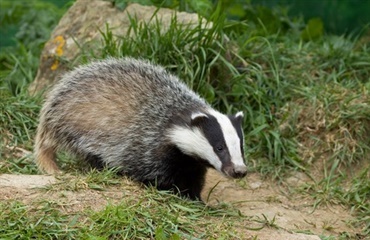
[[1, 0, 370, 238], [0, 89, 41, 174]]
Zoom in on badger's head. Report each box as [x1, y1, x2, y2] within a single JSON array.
[[168, 109, 247, 179]]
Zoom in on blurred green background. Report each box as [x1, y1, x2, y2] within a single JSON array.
[[0, 0, 70, 49], [256, 0, 370, 35]]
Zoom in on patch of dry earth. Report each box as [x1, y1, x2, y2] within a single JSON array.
[[203, 170, 358, 239]]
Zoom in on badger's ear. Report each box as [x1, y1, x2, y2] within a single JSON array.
[[190, 112, 208, 126], [230, 111, 244, 125], [235, 111, 244, 119]]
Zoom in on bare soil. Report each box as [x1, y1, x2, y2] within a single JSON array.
[[0, 171, 361, 239]]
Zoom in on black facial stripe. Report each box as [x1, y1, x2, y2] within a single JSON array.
[[229, 115, 244, 156], [196, 115, 231, 164]]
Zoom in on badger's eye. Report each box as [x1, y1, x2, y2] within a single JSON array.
[[216, 145, 224, 152]]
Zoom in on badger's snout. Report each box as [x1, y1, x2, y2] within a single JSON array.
[[233, 165, 247, 178], [223, 164, 247, 179]]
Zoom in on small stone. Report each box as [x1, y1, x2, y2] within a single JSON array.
[[249, 181, 262, 189]]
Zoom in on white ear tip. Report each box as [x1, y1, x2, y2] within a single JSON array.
[[236, 111, 244, 118], [191, 112, 208, 120]]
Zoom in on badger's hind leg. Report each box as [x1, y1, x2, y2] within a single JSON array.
[[34, 126, 60, 174]]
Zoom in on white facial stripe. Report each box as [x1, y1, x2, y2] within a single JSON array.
[[209, 110, 245, 168], [167, 126, 222, 171]]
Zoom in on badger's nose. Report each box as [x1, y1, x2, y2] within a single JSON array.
[[233, 165, 247, 178]]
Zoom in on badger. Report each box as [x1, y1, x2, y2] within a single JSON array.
[[34, 57, 247, 200]]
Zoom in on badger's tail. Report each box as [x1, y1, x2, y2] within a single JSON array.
[[34, 121, 60, 174]]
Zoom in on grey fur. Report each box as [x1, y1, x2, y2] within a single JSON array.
[[34, 57, 246, 200]]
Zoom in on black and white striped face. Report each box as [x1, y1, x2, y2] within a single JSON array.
[[168, 110, 247, 179]]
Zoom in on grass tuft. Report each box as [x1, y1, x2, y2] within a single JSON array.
[[0, 88, 41, 174]]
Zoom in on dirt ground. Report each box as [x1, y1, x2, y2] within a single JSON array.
[[0, 170, 361, 239]]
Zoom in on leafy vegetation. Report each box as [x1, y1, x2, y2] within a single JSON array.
[[0, 0, 70, 94], [0, 0, 369, 238]]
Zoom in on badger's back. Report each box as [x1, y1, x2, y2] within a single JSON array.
[[39, 58, 207, 167]]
